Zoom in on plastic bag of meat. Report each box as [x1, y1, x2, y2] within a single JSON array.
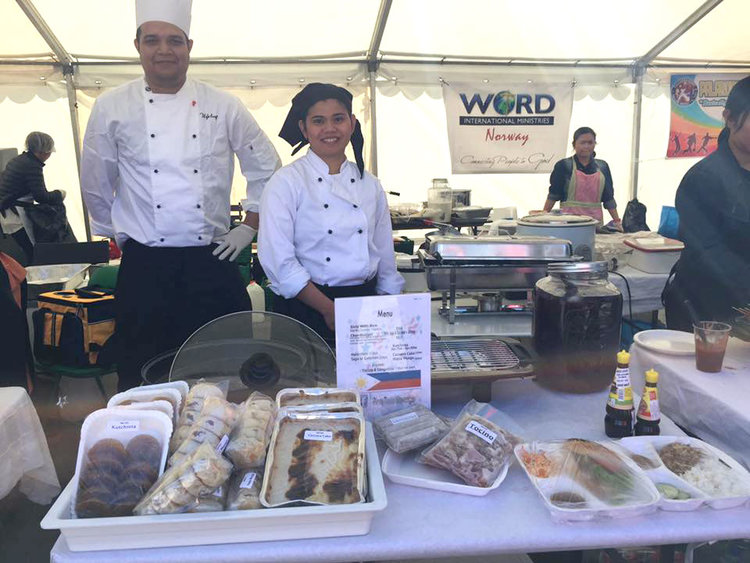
[[418, 400, 521, 487]]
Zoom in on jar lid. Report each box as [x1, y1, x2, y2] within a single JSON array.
[[547, 261, 609, 275]]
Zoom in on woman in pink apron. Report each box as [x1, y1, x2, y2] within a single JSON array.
[[543, 127, 622, 229]]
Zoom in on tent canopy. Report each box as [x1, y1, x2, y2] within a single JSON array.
[[0, 0, 748, 240]]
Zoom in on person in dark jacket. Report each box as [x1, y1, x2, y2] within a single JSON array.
[[664, 75, 750, 331], [0, 132, 65, 261]]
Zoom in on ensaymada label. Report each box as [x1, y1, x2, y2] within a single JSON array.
[[304, 430, 333, 442], [465, 420, 497, 444], [390, 411, 419, 425], [108, 420, 139, 432], [216, 434, 229, 454]]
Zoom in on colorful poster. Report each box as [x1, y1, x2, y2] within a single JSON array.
[[442, 82, 573, 173], [667, 73, 744, 158], [335, 293, 430, 419]]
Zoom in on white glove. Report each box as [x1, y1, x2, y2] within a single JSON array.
[[58, 189, 67, 200], [212, 224, 257, 261]]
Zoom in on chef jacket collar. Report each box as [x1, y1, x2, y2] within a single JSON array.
[[305, 148, 355, 181], [279, 82, 365, 178]]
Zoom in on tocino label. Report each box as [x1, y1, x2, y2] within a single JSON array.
[[390, 411, 419, 425], [240, 472, 257, 489], [304, 430, 333, 441], [465, 420, 497, 444], [107, 420, 139, 432], [216, 434, 229, 454]]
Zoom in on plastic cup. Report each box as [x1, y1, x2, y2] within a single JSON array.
[[693, 321, 731, 373]]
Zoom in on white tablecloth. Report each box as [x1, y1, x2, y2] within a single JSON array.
[[50, 379, 750, 562], [609, 265, 668, 316], [630, 337, 750, 470], [0, 387, 60, 504]]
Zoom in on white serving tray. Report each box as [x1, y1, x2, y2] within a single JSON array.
[[619, 436, 750, 510], [633, 329, 695, 356], [381, 448, 510, 496], [41, 424, 386, 552]]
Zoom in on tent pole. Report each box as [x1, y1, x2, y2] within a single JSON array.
[[63, 66, 91, 241], [365, 0, 392, 176], [629, 64, 645, 201]]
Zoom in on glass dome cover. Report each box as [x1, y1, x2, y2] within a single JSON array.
[[166, 311, 336, 404]]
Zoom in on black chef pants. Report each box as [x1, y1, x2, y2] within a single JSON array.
[[115, 240, 251, 391], [272, 278, 377, 350]]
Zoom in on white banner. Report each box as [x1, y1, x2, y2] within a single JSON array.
[[442, 82, 574, 174]]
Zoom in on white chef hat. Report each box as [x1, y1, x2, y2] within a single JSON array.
[[136, 0, 192, 36]]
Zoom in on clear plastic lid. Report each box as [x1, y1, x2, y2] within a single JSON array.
[[168, 311, 336, 404]]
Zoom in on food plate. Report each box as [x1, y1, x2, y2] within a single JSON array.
[[381, 447, 509, 496], [41, 424, 386, 552], [633, 329, 695, 356], [619, 436, 750, 510]]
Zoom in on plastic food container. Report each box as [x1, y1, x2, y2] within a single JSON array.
[[624, 237, 684, 274], [619, 436, 750, 510], [514, 439, 660, 522], [276, 387, 360, 408], [40, 423, 386, 551]]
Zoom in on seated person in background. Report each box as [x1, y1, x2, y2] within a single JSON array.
[[258, 83, 404, 346], [664, 75, 750, 331], [542, 126, 622, 230], [0, 132, 66, 262]]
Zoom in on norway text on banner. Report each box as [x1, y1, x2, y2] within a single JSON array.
[[442, 82, 573, 174], [667, 73, 744, 159]]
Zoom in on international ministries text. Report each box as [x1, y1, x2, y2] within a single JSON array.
[[459, 116, 554, 125]]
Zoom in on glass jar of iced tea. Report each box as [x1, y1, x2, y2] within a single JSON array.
[[533, 262, 623, 393]]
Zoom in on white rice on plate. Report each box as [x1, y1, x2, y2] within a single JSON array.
[[680, 457, 750, 498]]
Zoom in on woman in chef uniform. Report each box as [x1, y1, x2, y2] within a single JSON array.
[[542, 127, 622, 229], [258, 83, 404, 346]]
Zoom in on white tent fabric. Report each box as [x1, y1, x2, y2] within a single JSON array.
[[1, 0, 749, 240]]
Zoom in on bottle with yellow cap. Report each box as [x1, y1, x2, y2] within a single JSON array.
[[604, 350, 635, 438], [635, 369, 661, 436]]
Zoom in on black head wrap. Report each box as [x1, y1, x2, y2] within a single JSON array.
[[279, 83, 365, 178]]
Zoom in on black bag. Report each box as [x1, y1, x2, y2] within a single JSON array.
[[24, 202, 77, 244], [622, 198, 650, 233]]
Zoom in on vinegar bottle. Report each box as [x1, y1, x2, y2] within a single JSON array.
[[604, 350, 635, 438]]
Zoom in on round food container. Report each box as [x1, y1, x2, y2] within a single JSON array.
[[516, 214, 597, 260]]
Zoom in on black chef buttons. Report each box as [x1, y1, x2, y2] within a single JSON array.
[[250, 145, 254, 150], [156, 204, 161, 209], [193, 169, 198, 174], [154, 169, 159, 173], [160, 238, 164, 242], [326, 257, 331, 262], [358, 229, 363, 234], [350, 178, 355, 183], [328, 229, 333, 234], [317, 177, 322, 182], [196, 204, 201, 209], [323, 204, 329, 209], [149, 99, 154, 103], [192, 134, 197, 139], [353, 204, 358, 208], [150, 133, 155, 138], [198, 236, 202, 240], [145, 86, 151, 92]]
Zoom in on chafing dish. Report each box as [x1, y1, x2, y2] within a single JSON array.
[[418, 234, 575, 324]]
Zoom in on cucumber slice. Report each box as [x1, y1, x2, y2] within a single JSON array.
[[656, 483, 680, 499]]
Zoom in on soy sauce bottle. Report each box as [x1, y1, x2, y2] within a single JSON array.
[[604, 350, 635, 438], [635, 369, 661, 436]]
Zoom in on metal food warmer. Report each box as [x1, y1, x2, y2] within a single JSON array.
[[417, 234, 576, 324]]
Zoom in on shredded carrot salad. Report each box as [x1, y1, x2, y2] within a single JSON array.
[[520, 448, 554, 478]]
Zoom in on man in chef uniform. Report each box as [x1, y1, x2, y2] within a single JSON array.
[[81, 0, 281, 391]]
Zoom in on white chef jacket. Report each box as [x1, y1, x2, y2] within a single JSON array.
[[81, 77, 280, 247], [258, 150, 404, 299]]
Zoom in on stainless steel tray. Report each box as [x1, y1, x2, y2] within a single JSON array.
[[427, 235, 572, 262]]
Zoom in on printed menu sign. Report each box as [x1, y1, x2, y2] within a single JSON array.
[[335, 293, 431, 419]]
